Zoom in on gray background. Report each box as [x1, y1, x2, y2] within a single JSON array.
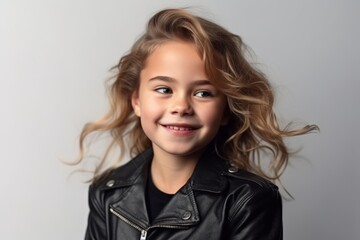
[[1, 0, 359, 239]]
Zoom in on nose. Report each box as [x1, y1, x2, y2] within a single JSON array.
[[170, 94, 193, 116]]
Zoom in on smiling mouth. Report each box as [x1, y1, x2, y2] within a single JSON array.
[[166, 125, 194, 131], [161, 124, 199, 131]]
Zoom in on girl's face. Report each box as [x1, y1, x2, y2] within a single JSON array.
[[132, 41, 228, 161]]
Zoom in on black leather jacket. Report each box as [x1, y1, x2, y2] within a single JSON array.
[[85, 148, 283, 240]]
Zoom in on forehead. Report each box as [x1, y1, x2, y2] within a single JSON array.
[[140, 41, 207, 82]]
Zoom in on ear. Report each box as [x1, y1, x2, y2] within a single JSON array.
[[131, 90, 141, 117]]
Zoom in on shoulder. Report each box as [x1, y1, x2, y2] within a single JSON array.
[[218, 169, 283, 239], [222, 167, 280, 201], [221, 168, 282, 222], [223, 167, 278, 191], [89, 149, 152, 196]]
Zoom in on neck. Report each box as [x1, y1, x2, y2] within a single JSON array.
[[150, 149, 201, 194]]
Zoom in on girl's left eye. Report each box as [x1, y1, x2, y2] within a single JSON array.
[[194, 90, 213, 98]]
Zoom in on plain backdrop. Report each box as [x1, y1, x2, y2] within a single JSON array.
[[1, 0, 359, 239]]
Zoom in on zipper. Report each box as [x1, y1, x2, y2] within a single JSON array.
[[110, 208, 144, 235], [140, 230, 147, 240], [110, 207, 189, 240]]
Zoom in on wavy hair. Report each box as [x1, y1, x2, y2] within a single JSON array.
[[76, 8, 318, 182]]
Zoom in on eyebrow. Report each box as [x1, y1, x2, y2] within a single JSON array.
[[149, 76, 212, 86]]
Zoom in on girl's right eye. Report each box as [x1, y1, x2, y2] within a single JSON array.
[[155, 87, 172, 94]]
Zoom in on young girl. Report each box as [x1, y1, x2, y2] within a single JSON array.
[[78, 8, 317, 240]]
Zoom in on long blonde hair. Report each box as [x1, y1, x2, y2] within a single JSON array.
[[76, 8, 318, 182]]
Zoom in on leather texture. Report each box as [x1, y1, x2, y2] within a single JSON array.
[[85, 148, 283, 240]]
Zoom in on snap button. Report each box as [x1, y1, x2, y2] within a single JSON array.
[[228, 166, 238, 173], [106, 180, 115, 187], [182, 211, 192, 220]]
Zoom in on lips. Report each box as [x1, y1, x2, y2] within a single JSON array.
[[160, 123, 200, 132], [166, 125, 194, 131]]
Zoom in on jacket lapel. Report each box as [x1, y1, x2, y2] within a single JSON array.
[[107, 150, 152, 229], [108, 147, 228, 228]]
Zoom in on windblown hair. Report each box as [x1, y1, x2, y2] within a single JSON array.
[[76, 8, 318, 182]]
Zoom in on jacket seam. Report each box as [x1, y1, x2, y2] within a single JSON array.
[[88, 186, 108, 239], [228, 187, 276, 224]]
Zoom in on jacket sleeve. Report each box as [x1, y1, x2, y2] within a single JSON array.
[[84, 184, 107, 240], [227, 187, 283, 240]]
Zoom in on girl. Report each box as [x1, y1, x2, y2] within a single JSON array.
[[79, 8, 317, 240]]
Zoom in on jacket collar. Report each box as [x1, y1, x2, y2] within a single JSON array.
[[190, 147, 228, 193], [103, 147, 228, 227], [102, 147, 228, 193]]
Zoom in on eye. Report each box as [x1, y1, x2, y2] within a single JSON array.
[[194, 90, 213, 98], [155, 87, 172, 94]]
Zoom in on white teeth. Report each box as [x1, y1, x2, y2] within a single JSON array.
[[167, 126, 192, 131]]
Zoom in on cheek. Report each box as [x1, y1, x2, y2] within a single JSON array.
[[200, 106, 225, 126], [139, 97, 163, 119], [207, 100, 227, 122]]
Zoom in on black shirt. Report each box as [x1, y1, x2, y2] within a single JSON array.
[[145, 174, 174, 223]]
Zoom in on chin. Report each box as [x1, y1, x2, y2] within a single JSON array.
[[162, 145, 205, 158]]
